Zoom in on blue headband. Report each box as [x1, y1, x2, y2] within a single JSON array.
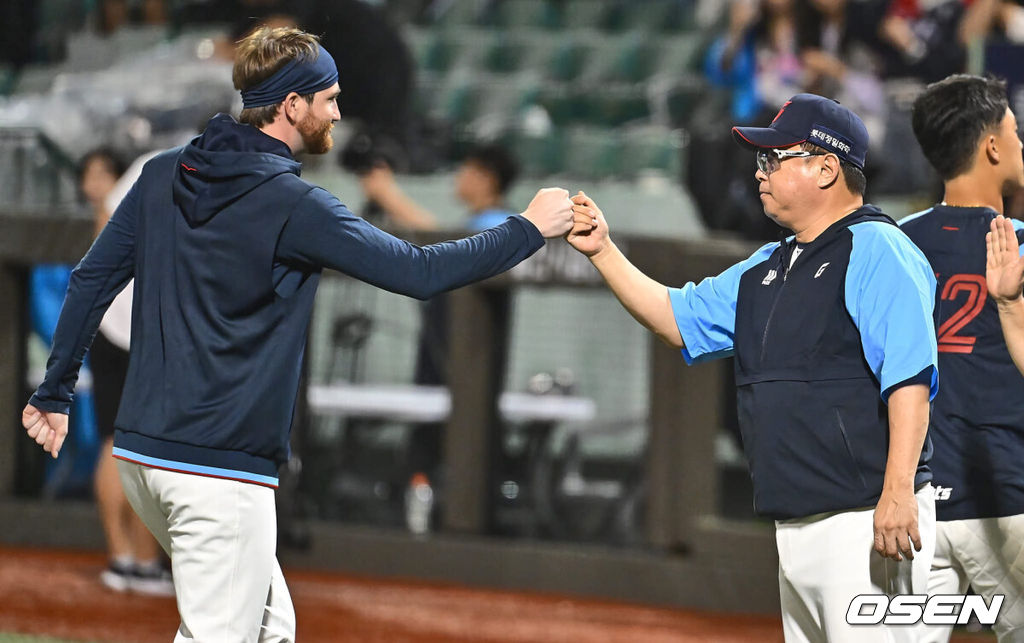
[[241, 44, 339, 109]]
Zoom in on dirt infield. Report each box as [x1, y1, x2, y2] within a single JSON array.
[[0, 546, 993, 642]]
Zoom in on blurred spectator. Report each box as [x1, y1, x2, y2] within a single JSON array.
[[690, 0, 799, 240], [878, 0, 1002, 82], [359, 144, 522, 528], [705, 0, 802, 123], [995, 0, 1024, 41], [90, 149, 174, 596], [796, 0, 888, 144], [361, 143, 521, 383]]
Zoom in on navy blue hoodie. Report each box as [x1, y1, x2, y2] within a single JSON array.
[[30, 114, 545, 486]]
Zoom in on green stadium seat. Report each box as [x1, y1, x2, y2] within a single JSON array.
[[562, 127, 622, 178], [577, 86, 650, 127], [662, 74, 708, 128], [546, 41, 589, 82], [536, 85, 604, 126], [597, 2, 631, 32], [472, 76, 542, 121], [431, 1, 482, 27], [620, 128, 685, 176], [605, 37, 660, 83], [657, 34, 707, 75], [625, 1, 693, 34], [506, 128, 567, 176], [421, 33, 457, 74], [483, 35, 523, 74], [493, 0, 563, 30], [564, 0, 611, 31], [438, 82, 481, 123]]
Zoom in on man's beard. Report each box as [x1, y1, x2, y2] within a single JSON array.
[[298, 114, 333, 154]]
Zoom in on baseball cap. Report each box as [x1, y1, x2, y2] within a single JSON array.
[[731, 94, 869, 169]]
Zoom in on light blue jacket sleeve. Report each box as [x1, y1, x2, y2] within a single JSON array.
[[846, 222, 939, 401], [668, 242, 778, 365]]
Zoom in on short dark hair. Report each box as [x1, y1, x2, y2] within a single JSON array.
[[911, 74, 1008, 181], [799, 142, 867, 196], [463, 144, 520, 195], [79, 147, 126, 181]]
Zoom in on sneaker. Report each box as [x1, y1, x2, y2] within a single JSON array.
[[99, 561, 133, 592], [129, 563, 175, 597]]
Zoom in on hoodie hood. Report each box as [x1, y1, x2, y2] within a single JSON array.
[[173, 114, 302, 225]]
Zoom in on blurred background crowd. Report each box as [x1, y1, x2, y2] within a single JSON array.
[[3, 0, 1024, 550]]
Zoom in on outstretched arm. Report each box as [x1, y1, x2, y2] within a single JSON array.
[[275, 187, 576, 300], [987, 215, 1024, 375], [567, 192, 681, 347], [26, 178, 141, 458], [360, 164, 440, 231]]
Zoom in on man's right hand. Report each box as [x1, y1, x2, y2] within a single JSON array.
[[987, 215, 1024, 303], [521, 188, 575, 238], [22, 403, 69, 459], [567, 191, 610, 258]]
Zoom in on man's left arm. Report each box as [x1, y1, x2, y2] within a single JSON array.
[[876, 383, 930, 562], [846, 223, 938, 562], [25, 179, 141, 457]]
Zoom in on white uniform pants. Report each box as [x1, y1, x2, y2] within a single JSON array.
[[915, 514, 1024, 643], [777, 484, 935, 643], [117, 460, 296, 642]]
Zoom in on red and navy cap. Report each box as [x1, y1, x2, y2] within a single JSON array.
[[731, 93, 869, 170]]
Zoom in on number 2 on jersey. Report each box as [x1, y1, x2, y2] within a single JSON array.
[[937, 274, 986, 354]]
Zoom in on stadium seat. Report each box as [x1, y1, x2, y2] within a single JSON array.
[[562, 127, 622, 178], [438, 82, 481, 123], [493, 0, 563, 30], [483, 35, 524, 74], [505, 128, 566, 176], [564, 0, 611, 31], [585, 86, 651, 127], [420, 33, 457, 74], [657, 33, 707, 75], [601, 36, 660, 84], [620, 127, 685, 177], [545, 41, 589, 82], [625, 1, 693, 34]]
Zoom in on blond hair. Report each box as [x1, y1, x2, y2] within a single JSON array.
[[233, 26, 321, 128]]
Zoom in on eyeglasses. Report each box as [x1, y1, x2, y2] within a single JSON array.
[[756, 149, 827, 175]]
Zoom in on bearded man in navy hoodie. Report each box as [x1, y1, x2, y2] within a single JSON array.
[[21, 26, 579, 642]]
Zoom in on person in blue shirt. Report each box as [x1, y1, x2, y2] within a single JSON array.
[[567, 93, 938, 642], [358, 143, 522, 233], [358, 143, 523, 527], [902, 73, 1024, 643], [21, 26, 579, 642]]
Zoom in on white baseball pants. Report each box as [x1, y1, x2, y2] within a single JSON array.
[[776, 484, 935, 643], [117, 460, 295, 642], [915, 513, 1024, 643]]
